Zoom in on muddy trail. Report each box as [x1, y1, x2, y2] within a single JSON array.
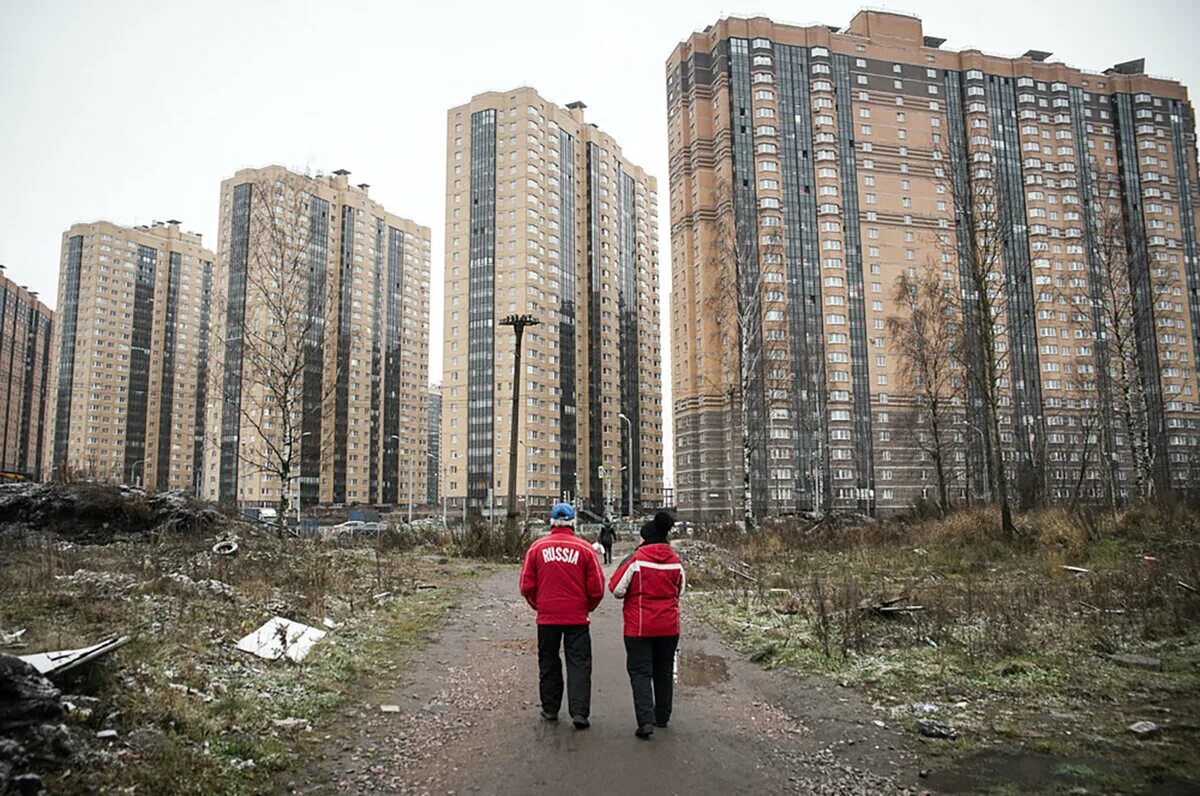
[[286, 559, 947, 795]]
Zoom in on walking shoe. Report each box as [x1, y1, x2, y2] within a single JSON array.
[[635, 723, 654, 739], [655, 720, 669, 728], [540, 710, 558, 722], [571, 715, 590, 729]]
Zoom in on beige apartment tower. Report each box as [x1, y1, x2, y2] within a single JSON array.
[[47, 220, 215, 489], [443, 87, 664, 519], [668, 12, 1200, 520], [203, 166, 431, 510]]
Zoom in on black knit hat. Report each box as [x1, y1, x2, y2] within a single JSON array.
[[640, 511, 675, 544]]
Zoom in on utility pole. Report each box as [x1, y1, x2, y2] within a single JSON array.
[[499, 314, 540, 525]]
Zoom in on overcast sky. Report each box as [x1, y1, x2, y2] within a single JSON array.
[[3, 0, 1197, 484]]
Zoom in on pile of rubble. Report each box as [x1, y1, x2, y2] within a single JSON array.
[[0, 654, 73, 795], [0, 483, 223, 543]]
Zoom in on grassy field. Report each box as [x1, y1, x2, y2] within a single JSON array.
[[0, 527, 478, 795], [682, 502, 1200, 793]]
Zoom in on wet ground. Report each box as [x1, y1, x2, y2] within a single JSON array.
[[288, 558, 932, 794]]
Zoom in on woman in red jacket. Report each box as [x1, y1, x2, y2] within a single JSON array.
[[608, 511, 685, 739]]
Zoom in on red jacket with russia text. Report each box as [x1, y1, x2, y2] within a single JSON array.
[[608, 543, 686, 637], [519, 527, 605, 625]]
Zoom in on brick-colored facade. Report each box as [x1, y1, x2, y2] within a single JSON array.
[[0, 272, 53, 480], [668, 12, 1200, 519]]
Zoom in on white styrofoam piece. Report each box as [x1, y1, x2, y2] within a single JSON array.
[[235, 616, 326, 663]]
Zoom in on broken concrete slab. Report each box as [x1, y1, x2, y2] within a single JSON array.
[[1107, 653, 1163, 671], [17, 636, 130, 678], [235, 617, 326, 663], [916, 718, 958, 739]]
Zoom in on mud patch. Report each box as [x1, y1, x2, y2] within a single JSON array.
[[920, 748, 1198, 794], [676, 650, 730, 687]]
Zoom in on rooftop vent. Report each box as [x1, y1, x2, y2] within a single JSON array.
[[923, 36, 947, 48], [1023, 49, 1053, 62], [566, 101, 587, 110], [166, 218, 181, 225], [357, 183, 370, 190], [332, 169, 351, 176]]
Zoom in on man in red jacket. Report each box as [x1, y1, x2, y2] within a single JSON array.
[[608, 511, 685, 739], [518, 503, 604, 729]]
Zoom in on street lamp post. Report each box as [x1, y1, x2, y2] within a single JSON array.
[[498, 314, 540, 525], [618, 413, 632, 519], [427, 452, 444, 529]]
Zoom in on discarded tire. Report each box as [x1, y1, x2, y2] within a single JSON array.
[[212, 540, 239, 557]]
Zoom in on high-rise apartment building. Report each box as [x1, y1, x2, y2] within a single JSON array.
[[443, 87, 664, 519], [46, 220, 215, 489], [668, 12, 1200, 520], [204, 166, 431, 509], [427, 384, 441, 505], [0, 270, 53, 480]]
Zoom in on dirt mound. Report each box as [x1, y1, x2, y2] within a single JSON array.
[[0, 483, 223, 543]]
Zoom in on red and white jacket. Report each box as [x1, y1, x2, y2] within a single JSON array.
[[519, 527, 604, 625], [608, 543, 686, 637]]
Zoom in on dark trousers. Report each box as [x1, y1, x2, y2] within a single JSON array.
[[537, 624, 592, 719], [601, 541, 613, 564], [624, 635, 679, 727]]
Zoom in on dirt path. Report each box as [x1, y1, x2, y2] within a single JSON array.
[[295, 562, 929, 795]]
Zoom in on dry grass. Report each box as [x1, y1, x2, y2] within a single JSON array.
[[0, 527, 476, 795], [684, 501, 1200, 789]]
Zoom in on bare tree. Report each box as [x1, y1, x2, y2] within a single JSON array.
[[886, 262, 963, 515], [1087, 175, 1159, 501], [214, 171, 345, 534], [942, 151, 1019, 536]]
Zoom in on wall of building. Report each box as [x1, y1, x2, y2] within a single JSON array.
[[203, 166, 431, 509], [45, 220, 214, 489], [668, 13, 1200, 520], [443, 87, 665, 519], [0, 273, 53, 480]]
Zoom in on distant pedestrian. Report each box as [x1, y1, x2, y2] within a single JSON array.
[[608, 511, 685, 739], [599, 518, 616, 565], [518, 502, 604, 729]]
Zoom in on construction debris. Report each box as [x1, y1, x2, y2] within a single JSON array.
[[380, 704, 400, 713], [18, 636, 130, 678], [1127, 720, 1161, 737], [0, 628, 26, 647], [861, 595, 925, 617], [916, 718, 958, 739], [212, 540, 239, 557], [235, 617, 326, 663], [1062, 565, 1090, 575]]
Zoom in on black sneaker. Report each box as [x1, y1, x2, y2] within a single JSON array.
[[540, 710, 558, 722], [571, 715, 590, 729], [655, 720, 669, 728], [635, 723, 654, 739]]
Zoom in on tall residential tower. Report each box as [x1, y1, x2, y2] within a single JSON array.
[[47, 221, 215, 489], [443, 87, 665, 519], [204, 166, 430, 509], [668, 12, 1200, 520], [0, 271, 53, 480]]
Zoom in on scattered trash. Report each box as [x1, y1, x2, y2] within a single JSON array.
[[95, 729, 118, 740], [919, 768, 934, 779], [1178, 581, 1197, 595], [235, 617, 326, 663], [322, 617, 342, 630], [18, 636, 130, 678], [373, 591, 392, 603], [1142, 556, 1158, 564], [414, 583, 438, 591], [862, 595, 925, 616], [1, 627, 26, 646], [212, 540, 239, 557], [166, 572, 234, 598], [1080, 602, 1125, 615], [1106, 653, 1163, 672], [916, 718, 958, 739], [271, 717, 310, 732], [1062, 565, 1089, 575], [380, 704, 400, 713], [1127, 720, 1160, 737], [871, 719, 886, 729]]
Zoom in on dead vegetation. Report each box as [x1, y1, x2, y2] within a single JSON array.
[[0, 497, 476, 795], [683, 501, 1200, 791]]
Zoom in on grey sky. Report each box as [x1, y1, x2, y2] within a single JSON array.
[[2, 0, 1197, 484]]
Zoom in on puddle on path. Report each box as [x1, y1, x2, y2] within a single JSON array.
[[675, 651, 730, 687]]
